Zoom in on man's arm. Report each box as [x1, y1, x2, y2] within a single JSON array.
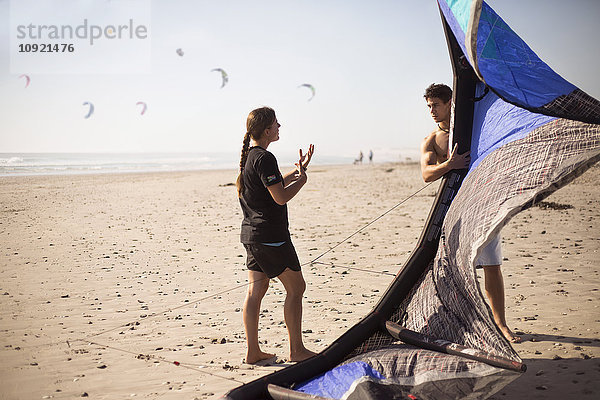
[[420, 139, 470, 183]]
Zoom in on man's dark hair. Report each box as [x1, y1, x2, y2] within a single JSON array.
[[424, 83, 452, 103]]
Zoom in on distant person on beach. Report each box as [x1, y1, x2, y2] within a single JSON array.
[[368, 150, 373, 163], [236, 106, 317, 364], [421, 83, 521, 343], [354, 150, 364, 165]]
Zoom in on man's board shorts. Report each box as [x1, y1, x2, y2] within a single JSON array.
[[475, 233, 502, 267], [244, 241, 301, 278]]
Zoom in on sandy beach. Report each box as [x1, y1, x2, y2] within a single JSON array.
[[0, 162, 598, 400]]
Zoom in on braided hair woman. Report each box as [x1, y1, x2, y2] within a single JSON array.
[[236, 107, 316, 364]]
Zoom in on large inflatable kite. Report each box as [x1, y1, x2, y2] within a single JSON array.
[[222, 1, 600, 398]]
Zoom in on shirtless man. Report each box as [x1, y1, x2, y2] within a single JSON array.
[[420, 83, 470, 182], [420, 83, 521, 343]]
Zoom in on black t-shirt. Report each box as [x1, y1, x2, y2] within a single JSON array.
[[239, 147, 290, 243]]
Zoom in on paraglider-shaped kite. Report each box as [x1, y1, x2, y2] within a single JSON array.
[[19, 74, 30, 88], [211, 68, 228, 88], [298, 83, 315, 101], [136, 101, 147, 115], [82, 102, 94, 119], [176, 48, 184, 57]]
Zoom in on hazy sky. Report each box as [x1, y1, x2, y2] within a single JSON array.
[[1, 0, 599, 162]]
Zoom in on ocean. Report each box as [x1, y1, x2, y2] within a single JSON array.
[[0, 152, 360, 177]]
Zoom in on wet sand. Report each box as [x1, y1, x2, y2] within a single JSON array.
[[0, 163, 598, 399]]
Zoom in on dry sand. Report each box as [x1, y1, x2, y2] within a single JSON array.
[[0, 163, 598, 400]]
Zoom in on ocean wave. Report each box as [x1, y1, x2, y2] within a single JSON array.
[[0, 153, 239, 177], [0, 157, 24, 165]]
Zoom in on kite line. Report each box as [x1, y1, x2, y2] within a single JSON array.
[[303, 181, 434, 266]]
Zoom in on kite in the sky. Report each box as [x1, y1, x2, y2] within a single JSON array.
[[298, 83, 315, 101], [82, 102, 94, 119], [136, 101, 147, 115], [176, 48, 184, 57], [211, 68, 228, 88], [19, 74, 30, 88]]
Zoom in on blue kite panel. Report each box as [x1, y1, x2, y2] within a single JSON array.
[[475, 2, 575, 107], [446, 0, 472, 33], [438, 0, 469, 61], [439, 1, 576, 109], [469, 82, 556, 171], [295, 361, 385, 399]]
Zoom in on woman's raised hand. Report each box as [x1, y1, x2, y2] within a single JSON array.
[[298, 144, 315, 171]]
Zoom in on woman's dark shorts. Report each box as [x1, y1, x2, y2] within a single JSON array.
[[244, 241, 301, 278]]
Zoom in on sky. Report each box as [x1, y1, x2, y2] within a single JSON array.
[[1, 0, 599, 163]]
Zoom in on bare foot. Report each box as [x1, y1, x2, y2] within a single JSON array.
[[500, 326, 522, 343], [245, 350, 276, 365], [289, 348, 317, 362]]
